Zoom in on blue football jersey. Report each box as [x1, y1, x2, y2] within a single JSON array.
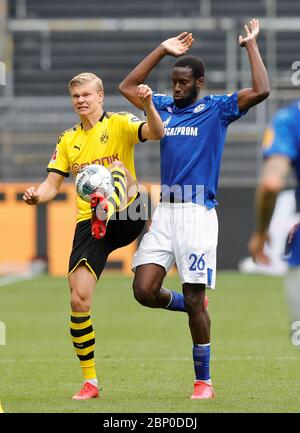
[[262, 100, 300, 265], [284, 223, 300, 267], [153, 92, 247, 209]]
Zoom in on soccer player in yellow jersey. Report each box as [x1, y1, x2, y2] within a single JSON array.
[[23, 72, 164, 400]]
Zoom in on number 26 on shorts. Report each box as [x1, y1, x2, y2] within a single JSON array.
[[188, 253, 205, 272]]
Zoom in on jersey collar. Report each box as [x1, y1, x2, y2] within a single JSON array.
[[80, 111, 107, 129], [99, 111, 107, 122], [172, 97, 207, 114]]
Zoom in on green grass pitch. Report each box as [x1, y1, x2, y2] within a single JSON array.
[[0, 271, 299, 413]]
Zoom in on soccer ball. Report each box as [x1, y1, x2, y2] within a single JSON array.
[[75, 164, 115, 202]]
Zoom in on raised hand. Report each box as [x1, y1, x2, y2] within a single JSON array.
[[23, 186, 40, 205], [239, 18, 260, 47], [137, 84, 153, 107], [161, 32, 194, 57]]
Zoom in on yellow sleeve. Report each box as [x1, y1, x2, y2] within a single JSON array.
[[47, 132, 70, 177], [121, 112, 146, 144]]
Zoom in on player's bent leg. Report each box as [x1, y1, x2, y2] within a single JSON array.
[[133, 264, 169, 308], [183, 283, 214, 400], [109, 160, 126, 170], [69, 264, 99, 399], [183, 283, 210, 342], [133, 263, 187, 311], [91, 192, 108, 239], [108, 162, 128, 214], [69, 263, 96, 312], [133, 265, 208, 312], [110, 160, 139, 203], [90, 162, 128, 240]]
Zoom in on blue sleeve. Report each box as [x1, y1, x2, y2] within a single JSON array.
[[262, 109, 298, 161], [152, 92, 173, 111], [211, 92, 248, 125]]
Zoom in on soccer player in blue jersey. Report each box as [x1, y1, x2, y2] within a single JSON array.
[[248, 101, 300, 334], [119, 19, 270, 399]]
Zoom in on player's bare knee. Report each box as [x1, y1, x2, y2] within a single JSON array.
[[110, 161, 125, 170], [70, 292, 91, 312], [133, 279, 157, 306], [132, 279, 148, 304]]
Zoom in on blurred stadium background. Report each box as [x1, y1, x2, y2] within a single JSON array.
[[1, 0, 300, 275]]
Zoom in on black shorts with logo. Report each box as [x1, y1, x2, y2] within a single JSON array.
[[69, 194, 146, 279]]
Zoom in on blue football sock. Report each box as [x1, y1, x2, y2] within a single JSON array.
[[165, 290, 186, 312], [193, 344, 211, 381]]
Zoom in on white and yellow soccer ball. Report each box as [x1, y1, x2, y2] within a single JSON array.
[[75, 164, 115, 202]]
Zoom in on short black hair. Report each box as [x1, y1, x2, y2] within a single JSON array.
[[173, 56, 205, 79]]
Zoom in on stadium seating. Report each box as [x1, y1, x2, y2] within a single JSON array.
[[9, 0, 199, 19], [210, 0, 266, 17], [9, 0, 300, 19], [13, 30, 226, 96], [3, 0, 300, 186], [277, 0, 300, 16], [276, 32, 299, 79]]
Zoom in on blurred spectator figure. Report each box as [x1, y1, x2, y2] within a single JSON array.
[[239, 188, 297, 276], [248, 100, 300, 331]]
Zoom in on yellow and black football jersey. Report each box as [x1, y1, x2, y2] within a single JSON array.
[[47, 111, 145, 222]]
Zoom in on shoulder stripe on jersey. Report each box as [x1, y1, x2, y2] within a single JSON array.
[[138, 122, 147, 142], [47, 168, 69, 177]]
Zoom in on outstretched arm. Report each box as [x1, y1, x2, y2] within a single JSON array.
[[248, 155, 290, 264], [119, 32, 193, 110], [23, 172, 65, 205], [237, 19, 270, 112]]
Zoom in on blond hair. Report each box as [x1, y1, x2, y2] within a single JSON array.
[[68, 72, 103, 92]]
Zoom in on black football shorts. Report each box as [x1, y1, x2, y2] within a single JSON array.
[[69, 193, 146, 279]]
